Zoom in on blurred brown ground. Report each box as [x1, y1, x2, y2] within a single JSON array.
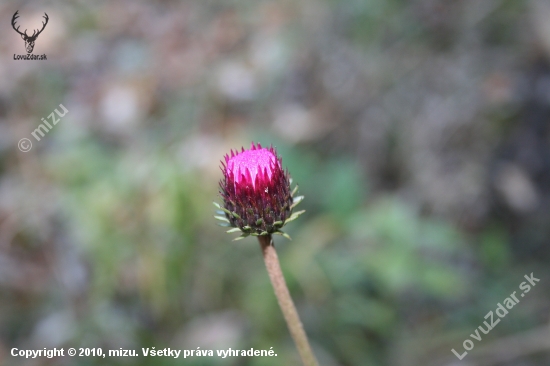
[[1, 1, 550, 365]]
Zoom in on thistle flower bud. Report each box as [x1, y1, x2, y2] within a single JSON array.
[[215, 142, 304, 240]]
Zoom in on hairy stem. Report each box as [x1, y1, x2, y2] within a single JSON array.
[[258, 235, 319, 366]]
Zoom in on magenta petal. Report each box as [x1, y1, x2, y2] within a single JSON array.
[[226, 147, 280, 190]]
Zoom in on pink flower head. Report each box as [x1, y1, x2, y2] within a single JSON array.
[[216, 142, 304, 240], [226, 144, 280, 190]]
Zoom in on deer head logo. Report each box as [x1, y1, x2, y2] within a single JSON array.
[[11, 10, 49, 54]]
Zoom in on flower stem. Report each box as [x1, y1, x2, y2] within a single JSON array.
[[258, 235, 319, 366]]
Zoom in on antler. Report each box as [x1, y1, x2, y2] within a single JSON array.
[[11, 11, 49, 40], [31, 13, 49, 39], [11, 10, 27, 37]]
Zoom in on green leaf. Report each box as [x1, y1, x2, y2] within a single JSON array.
[[291, 196, 304, 209], [273, 231, 292, 240], [217, 207, 232, 215], [231, 211, 241, 219], [226, 228, 242, 233], [233, 233, 250, 241], [213, 202, 233, 216], [214, 215, 229, 222], [291, 185, 299, 197], [285, 210, 305, 224], [256, 218, 263, 225]]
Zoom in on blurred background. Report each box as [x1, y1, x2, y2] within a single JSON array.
[[1, 0, 550, 365]]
